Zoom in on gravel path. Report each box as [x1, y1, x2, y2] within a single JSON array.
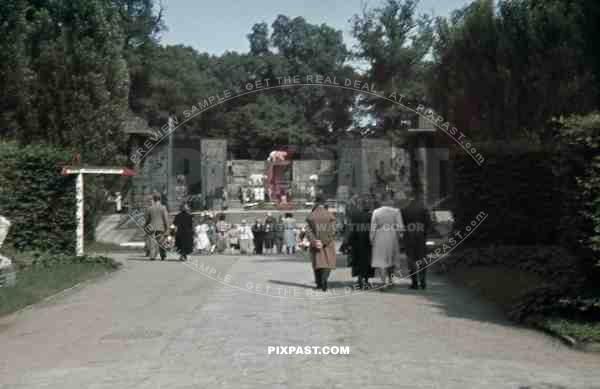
[[0, 252, 598, 389]]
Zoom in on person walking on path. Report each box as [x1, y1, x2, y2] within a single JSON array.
[[252, 218, 265, 254], [194, 219, 211, 254], [160, 187, 168, 208], [205, 213, 217, 254], [343, 196, 374, 289], [305, 195, 337, 291], [115, 192, 122, 213], [283, 213, 296, 255], [370, 193, 405, 290], [263, 212, 275, 254], [222, 188, 228, 210], [227, 223, 240, 254], [239, 220, 254, 254], [173, 203, 193, 261], [144, 192, 170, 261], [274, 215, 285, 254], [401, 190, 432, 289], [215, 214, 229, 253]]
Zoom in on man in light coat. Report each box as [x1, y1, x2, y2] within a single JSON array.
[[370, 192, 405, 290]]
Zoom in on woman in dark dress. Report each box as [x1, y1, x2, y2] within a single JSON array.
[[263, 212, 275, 254], [344, 197, 374, 289], [252, 218, 265, 254], [174, 203, 194, 261]]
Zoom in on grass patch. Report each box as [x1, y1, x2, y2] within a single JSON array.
[[445, 264, 550, 311], [445, 263, 600, 345], [84, 240, 140, 254], [541, 316, 600, 343], [0, 253, 120, 317]]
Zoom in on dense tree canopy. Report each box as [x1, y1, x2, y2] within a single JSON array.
[[430, 0, 599, 141], [351, 0, 434, 138], [2, 0, 600, 152], [0, 0, 129, 164]]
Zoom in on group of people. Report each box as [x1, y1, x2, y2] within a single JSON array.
[[144, 188, 433, 293], [191, 211, 302, 256], [143, 192, 307, 261], [304, 189, 431, 292], [237, 183, 290, 205], [339, 190, 432, 291]]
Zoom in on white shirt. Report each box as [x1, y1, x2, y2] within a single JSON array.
[[239, 225, 253, 240]]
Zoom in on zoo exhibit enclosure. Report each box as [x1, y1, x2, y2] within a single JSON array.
[[125, 131, 453, 215]]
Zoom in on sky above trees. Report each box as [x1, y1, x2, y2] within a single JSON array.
[[160, 0, 470, 55]]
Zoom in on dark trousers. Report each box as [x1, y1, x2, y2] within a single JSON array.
[[407, 246, 426, 286], [254, 239, 263, 254], [314, 268, 331, 290]]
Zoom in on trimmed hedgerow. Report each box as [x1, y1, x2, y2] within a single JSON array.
[[0, 142, 76, 253]]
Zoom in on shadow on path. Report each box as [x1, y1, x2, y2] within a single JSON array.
[[253, 256, 308, 263], [269, 270, 515, 328], [384, 274, 515, 327]]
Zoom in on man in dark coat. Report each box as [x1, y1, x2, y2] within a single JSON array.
[[173, 203, 193, 261], [401, 191, 432, 289], [252, 218, 265, 254], [305, 195, 337, 291], [343, 197, 374, 289], [263, 212, 275, 254]]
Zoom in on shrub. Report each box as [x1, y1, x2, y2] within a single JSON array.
[[0, 142, 76, 252], [29, 252, 121, 269], [557, 113, 600, 258], [450, 142, 564, 246]]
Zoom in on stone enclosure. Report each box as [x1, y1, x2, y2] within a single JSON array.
[[126, 134, 451, 211]]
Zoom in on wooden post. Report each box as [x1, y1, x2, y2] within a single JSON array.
[[76, 172, 84, 256], [61, 167, 136, 256]]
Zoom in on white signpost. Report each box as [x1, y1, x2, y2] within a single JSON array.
[[61, 166, 136, 256]]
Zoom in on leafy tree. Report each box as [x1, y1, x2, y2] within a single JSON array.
[[113, 0, 165, 114], [132, 15, 357, 153], [429, 0, 598, 140], [248, 22, 269, 56], [3, 0, 130, 164], [0, 0, 34, 138], [351, 0, 434, 137]]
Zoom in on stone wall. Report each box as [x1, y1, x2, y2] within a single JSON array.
[[292, 159, 336, 196], [130, 139, 169, 209], [127, 137, 418, 210], [228, 160, 267, 198], [201, 139, 227, 208], [336, 139, 412, 197], [227, 159, 336, 199]]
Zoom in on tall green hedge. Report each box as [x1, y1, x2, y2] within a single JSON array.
[[558, 113, 600, 257], [450, 143, 564, 246], [0, 142, 76, 252]]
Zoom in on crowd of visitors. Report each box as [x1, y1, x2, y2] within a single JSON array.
[[144, 192, 308, 260], [144, 189, 433, 293]]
